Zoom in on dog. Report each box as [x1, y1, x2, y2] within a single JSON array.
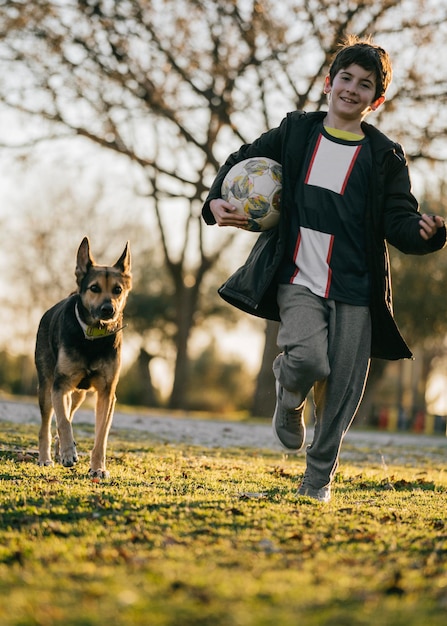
[[35, 236, 132, 478]]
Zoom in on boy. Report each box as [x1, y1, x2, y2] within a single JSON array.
[[201, 36, 445, 502]]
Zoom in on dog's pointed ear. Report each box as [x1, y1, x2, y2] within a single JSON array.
[[75, 237, 95, 287], [114, 242, 131, 276]]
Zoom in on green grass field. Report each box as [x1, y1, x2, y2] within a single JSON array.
[[1, 418, 446, 626]]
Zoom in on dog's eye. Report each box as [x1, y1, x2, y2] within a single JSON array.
[[113, 286, 123, 295], [89, 284, 101, 293]]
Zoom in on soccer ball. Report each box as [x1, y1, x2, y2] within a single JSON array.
[[221, 157, 282, 232]]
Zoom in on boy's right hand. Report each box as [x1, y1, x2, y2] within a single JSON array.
[[209, 198, 249, 228]]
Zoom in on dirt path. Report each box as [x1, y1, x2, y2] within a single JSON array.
[[1, 397, 446, 464]]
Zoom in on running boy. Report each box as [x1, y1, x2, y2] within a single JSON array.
[[201, 36, 446, 502]]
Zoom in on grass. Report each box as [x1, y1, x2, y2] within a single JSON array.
[[0, 419, 447, 626]]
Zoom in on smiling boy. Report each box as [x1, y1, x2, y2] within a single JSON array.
[[202, 36, 446, 502]]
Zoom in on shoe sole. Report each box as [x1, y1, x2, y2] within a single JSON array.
[[272, 380, 302, 454], [297, 487, 331, 503], [297, 492, 331, 503]]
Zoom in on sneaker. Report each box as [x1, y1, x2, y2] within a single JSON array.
[[272, 380, 306, 453], [297, 482, 331, 503]]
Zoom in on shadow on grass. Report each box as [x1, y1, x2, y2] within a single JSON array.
[[339, 475, 442, 495]]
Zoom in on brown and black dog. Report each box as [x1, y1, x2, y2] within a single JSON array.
[[35, 236, 132, 478]]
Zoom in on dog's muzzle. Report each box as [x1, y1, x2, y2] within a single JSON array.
[[99, 302, 115, 320]]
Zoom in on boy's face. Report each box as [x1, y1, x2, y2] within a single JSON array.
[[325, 63, 385, 121]]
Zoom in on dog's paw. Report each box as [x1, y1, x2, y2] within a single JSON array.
[[61, 444, 79, 467], [38, 459, 54, 467], [89, 468, 110, 480]]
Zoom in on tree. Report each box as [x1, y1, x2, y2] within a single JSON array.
[[1, 0, 447, 412]]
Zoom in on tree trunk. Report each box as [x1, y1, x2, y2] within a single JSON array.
[[251, 319, 280, 418], [168, 282, 196, 410], [136, 349, 158, 407]]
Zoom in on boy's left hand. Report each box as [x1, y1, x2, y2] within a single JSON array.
[[419, 213, 445, 240]]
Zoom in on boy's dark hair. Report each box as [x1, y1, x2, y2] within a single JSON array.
[[328, 35, 392, 100]]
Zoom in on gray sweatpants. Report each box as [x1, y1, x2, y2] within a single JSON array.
[[273, 284, 371, 489]]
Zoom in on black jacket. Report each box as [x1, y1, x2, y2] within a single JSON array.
[[202, 111, 446, 360]]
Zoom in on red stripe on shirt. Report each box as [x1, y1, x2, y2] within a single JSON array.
[[304, 134, 323, 185], [324, 234, 335, 297], [340, 145, 362, 195]]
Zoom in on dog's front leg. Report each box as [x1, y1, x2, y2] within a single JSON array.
[[52, 388, 78, 467], [89, 389, 116, 479], [38, 380, 54, 466]]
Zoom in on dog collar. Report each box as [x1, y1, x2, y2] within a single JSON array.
[[75, 303, 127, 341]]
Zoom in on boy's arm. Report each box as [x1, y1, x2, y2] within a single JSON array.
[[383, 148, 446, 253]]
